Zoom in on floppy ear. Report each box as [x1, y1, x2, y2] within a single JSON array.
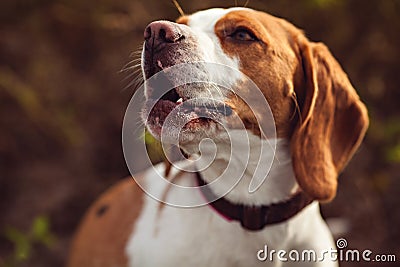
[[291, 41, 369, 202]]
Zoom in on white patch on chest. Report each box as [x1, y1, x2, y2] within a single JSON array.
[[195, 133, 299, 205], [125, 160, 334, 267]]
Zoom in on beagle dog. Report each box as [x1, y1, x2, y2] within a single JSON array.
[[68, 7, 368, 267]]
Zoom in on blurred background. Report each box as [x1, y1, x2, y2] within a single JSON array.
[[0, 0, 399, 266]]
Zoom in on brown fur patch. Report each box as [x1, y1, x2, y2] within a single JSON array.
[[67, 176, 145, 267], [214, 10, 303, 138], [214, 9, 368, 201], [176, 15, 189, 25], [290, 42, 369, 201]]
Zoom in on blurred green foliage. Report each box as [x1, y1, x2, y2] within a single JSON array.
[[2, 216, 56, 267], [144, 130, 166, 164]]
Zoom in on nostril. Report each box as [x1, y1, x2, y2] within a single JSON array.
[[159, 28, 181, 43], [159, 28, 166, 41], [144, 21, 184, 47], [144, 26, 152, 40]]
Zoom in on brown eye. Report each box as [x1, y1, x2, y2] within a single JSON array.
[[230, 29, 257, 41]]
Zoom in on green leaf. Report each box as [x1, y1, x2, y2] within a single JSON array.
[[386, 143, 400, 163], [31, 216, 48, 239], [3, 227, 31, 262], [30, 216, 56, 247]]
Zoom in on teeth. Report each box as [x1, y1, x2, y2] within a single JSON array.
[[157, 60, 163, 69], [176, 98, 183, 104]]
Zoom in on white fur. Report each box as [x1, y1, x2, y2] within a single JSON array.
[[187, 8, 244, 89], [126, 137, 336, 267], [128, 7, 338, 267]]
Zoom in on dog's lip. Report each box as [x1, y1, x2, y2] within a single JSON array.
[[144, 96, 233, 131], [147, 86, 233, 117], [146, 97, 233, 117]]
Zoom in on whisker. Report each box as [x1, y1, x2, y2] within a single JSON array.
[[130, 45, 144, 56], [121, 65, 142, 75], [135, 117, 146, 129], [120, 45, 144, 93], [204, 84, 216, 111], [172, 0, 185, 16], [211, 83, 224, 111], [121, 65, 143, 82], [122, 74, 144, 93], [130, 49, 143, 55], [122, 71, 140, 83], [120, 63, 142, 73]]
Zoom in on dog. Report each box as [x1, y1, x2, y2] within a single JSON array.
[[68, 7, 369, 267]]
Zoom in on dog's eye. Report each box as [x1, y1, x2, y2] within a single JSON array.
[[230, 28, 257, 42]]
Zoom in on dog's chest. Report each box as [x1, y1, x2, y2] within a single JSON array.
[[126, 192, 290, 267], [125, 165, 297, 267]]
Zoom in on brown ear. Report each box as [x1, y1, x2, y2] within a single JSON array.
[[291, 41, 369, 202]]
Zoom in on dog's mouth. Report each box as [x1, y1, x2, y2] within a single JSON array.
[[142, 47, 234, 140], [143, 86, 233, 138]]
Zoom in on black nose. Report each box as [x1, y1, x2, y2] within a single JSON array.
[[144, 21, 184, 50]]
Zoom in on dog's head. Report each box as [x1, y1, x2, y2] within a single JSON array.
[[140, 7, 368, 201]]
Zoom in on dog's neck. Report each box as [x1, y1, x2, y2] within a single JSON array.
[[183, 130, 299, 206]]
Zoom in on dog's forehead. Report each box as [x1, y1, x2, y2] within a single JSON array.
[[186, 7, 250, 31]]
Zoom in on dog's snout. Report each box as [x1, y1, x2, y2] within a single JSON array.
[[144, 21, 184, 50]]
